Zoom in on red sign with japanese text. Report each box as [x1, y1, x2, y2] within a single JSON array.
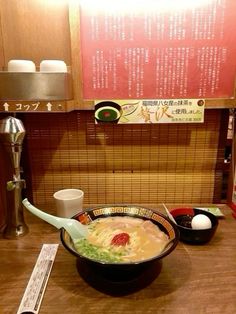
[[79, 0, 236, 100]]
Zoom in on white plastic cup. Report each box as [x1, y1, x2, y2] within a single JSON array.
[[7, 59, 36, 72], [39, 60, 67, 72], [53, 189, 84, 218]]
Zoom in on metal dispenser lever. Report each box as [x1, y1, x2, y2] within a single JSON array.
[[0, 116, 28, 238]]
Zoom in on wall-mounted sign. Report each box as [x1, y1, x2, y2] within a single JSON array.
[[95, 99, 205, 123], [80, 0, 236, 100], [0, 101, 66, 112]]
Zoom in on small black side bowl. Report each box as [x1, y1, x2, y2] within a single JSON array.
[[170, 207, 218, 244], [60, 205, 179, 284]]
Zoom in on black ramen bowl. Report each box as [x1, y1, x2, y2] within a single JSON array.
[[170, 207, 218, 244], [60, 205, 179, 290]]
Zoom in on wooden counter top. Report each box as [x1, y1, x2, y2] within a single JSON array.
[[1, 205, 236, 314]]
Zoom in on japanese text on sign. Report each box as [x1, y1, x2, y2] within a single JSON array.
[[94, 99, 205, 124], [80, 0, 236, 99]]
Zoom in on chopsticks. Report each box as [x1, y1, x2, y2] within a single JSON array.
[[162, 203, 176, 224]]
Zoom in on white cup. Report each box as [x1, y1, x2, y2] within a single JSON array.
[[7, 59, 36, 72], [53, 189, 84, 218], [39, 60, 67, 72]]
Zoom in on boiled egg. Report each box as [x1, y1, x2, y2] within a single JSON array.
[[191, 214, 212, 230]]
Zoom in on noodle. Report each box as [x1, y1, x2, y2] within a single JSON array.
[[74, 216, 169, 263]]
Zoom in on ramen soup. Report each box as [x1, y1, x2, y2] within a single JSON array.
[[74, 216, 169, 263]]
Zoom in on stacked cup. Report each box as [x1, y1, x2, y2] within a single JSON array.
[[7, 59, 67, 72]]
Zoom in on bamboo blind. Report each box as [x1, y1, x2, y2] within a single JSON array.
[[21, 110, 227, 208]]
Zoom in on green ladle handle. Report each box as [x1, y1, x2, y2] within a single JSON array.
[[22, 198, 64, 230]]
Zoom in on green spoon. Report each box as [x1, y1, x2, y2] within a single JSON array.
[[22, 198, 88, 240]]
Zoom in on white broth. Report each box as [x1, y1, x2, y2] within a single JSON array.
[[74, 216, 169, 263]]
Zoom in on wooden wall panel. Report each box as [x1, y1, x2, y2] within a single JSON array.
[[0, 3, 4, 69], [0, 0, 71, 67]]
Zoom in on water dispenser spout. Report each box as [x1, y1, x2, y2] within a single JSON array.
[[0, 116, 28, 238]]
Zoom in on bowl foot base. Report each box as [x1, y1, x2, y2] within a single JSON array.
[[76, 259, 162, 296]]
